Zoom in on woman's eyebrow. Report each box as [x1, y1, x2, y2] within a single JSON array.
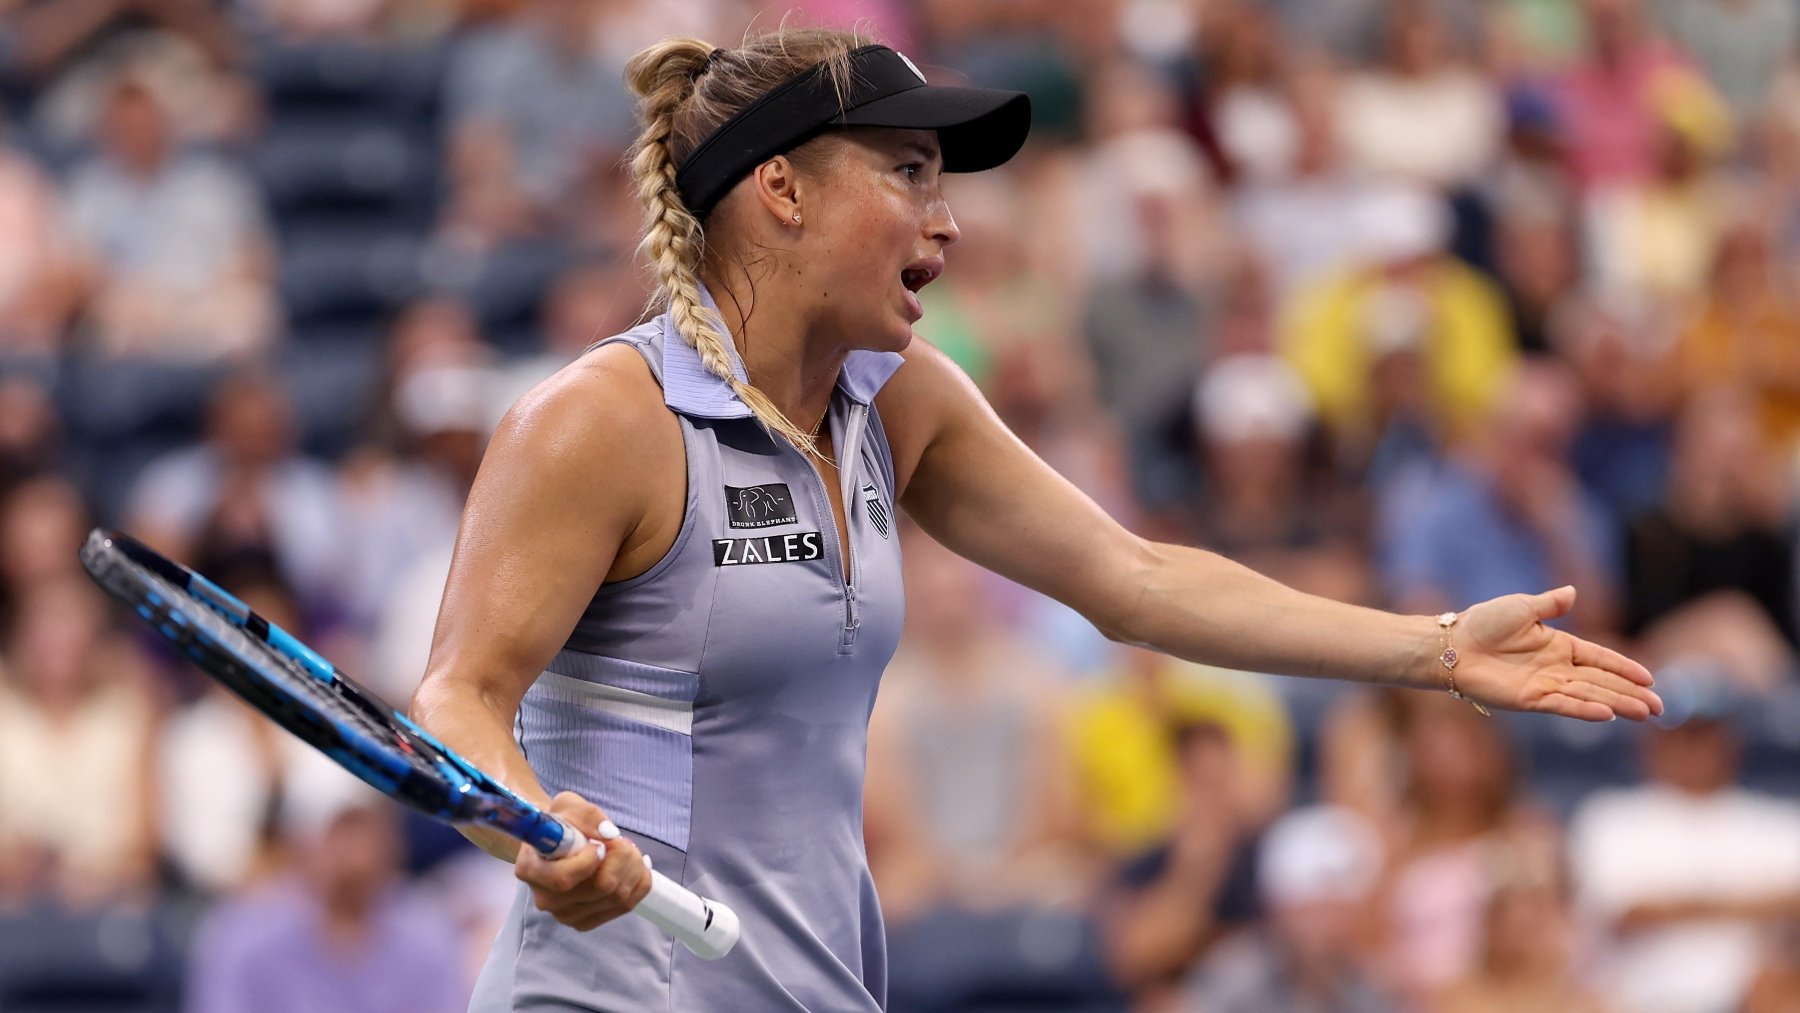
[[895, 139, 943, 164]]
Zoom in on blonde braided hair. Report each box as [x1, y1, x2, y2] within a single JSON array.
[[623, 28, 869, 454]]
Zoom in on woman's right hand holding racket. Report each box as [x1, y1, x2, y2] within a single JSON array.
[[516, 791, 652, 932]]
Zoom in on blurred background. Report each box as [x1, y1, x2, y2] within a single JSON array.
[[0, 0, 1798, 1010]]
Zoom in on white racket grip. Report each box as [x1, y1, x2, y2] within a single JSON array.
[[548, 819, 740, 960]]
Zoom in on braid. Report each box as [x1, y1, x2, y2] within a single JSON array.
[[625, 37, 821, 457], [624, 28, 872, 457]]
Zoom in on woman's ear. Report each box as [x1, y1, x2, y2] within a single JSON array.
[[749, 155, 804, 227]]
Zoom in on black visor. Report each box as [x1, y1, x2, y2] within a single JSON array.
[[675, 45, 1031, 216]]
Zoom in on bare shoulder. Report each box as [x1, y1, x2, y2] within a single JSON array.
[[475, 340, 684, 557], [875, 337, 986, 497], [491, 340, 679, 474]]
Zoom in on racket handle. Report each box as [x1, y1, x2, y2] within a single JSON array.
[[548, 819, 741, 960]]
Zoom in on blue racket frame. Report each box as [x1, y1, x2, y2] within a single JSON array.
[[81, 528, 567, 853]]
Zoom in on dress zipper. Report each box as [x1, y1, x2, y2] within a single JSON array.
[[835, 403, 870, 653], [791, 399, 870, 655]]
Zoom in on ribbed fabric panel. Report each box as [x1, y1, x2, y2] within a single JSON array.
[[544, 649, 699, 703], [519, 691, 694, 852], [532, 670, 692, 735]]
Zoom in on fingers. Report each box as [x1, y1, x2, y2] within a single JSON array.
[[517, 792, 650, 931], [547, 790, 617, 841], [1533, 691, 1616, 723], [1571, 664, 1664, 717], [1529, 585, 1577, 622], [516, 832, 600, 894], [594, 834, 653, 910], [1571, 635, 1656, 688], [1558, 673, 1655, 721]]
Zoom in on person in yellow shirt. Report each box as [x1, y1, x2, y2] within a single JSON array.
[[1069, 646, 1295, 856], [1676, 218, 1800, 453], [1281, 186, 1518, 465]]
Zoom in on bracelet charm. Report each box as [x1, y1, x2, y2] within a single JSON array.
[[1437, 611, 1491, 716]]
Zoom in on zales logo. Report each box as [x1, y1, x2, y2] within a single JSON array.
[[713, 531, 824, 567], [725, 483, 797, 528]]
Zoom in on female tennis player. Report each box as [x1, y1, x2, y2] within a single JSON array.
[[409, 26, 1662, 1011]]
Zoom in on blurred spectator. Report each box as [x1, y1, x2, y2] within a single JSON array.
[[440, 0, 637, 244], [1103, 720, 1262, 998], [125, 367, 347, 615], [246, 0, 423, 42], [1649, 0, 1797, 121], [1232, 75, 1390, 300], [1189, 352, 1372, 605], [1583, 64, 1734, 304], [0, 575, 160, 909], [0, 375, 61, 491], [183, 785, 468, 1013], [63, 72, 279, 359], [351, 359, 497, 699], [352, 297, 497, 700], [1625, 388, 1795, 693], [1674, 217, 1800, 454], [1081, 167, 1212, 513], [1554, 0, 1697, 190], [1438, 869, 1609, 1013], [158, 568, 307, 894], [0, 473, 90, 624], [0, 127, 75, 355], [1181, 804, 1395, 1013], [1371, 693, 1561, 1006], [1282, 185, 1518, 466], [6, 0, 237, 82], [1491, 202, 1578, 356], [1074, 61, 1221, 287], [865, 531, 1086, 921], [1570, 666, 1800, 1013], [1197, 3, 1298, 185], [1334, 0, 1503, 191], [1487, 0, 1590, 72], [1380, 359, 1621, 634], [1553, 290, 1677, 528], [1279, 0, 1486, 66], [1744, 921, 1800, 1013], [1069, 648, 1294, 859]]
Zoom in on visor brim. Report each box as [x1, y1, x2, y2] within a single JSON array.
[[838, 86, 1032, 173]]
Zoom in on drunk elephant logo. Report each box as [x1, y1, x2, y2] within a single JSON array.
[[725, 483, 798, 528]]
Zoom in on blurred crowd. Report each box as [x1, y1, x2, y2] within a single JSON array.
[[0, 0, 1798, 1010]]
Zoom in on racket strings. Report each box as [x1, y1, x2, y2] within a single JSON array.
[[128, 558, 445, 784]]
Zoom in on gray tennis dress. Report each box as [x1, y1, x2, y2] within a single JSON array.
[[469, 289, 907, 1011]]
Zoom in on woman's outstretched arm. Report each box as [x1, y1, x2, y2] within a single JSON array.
[[883, 340, 1661, 722]]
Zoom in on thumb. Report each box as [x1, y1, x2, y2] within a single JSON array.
[[547, 791, 618, 843], [1529, 585, 1577, 622]]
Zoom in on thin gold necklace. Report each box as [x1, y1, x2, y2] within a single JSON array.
[[807, 406, 834, 466]]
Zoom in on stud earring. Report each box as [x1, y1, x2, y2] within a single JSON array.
[[792, 214, 802, 224]]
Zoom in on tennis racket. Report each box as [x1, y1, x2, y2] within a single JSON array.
[[79, 528, 740, 959]]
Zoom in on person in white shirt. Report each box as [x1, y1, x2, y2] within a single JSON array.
[[1570, 662, 1800, 1013]]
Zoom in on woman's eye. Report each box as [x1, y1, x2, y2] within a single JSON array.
[[900, 162, 925, 181]]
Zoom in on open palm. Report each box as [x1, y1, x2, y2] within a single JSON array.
[[1454, 586, 1663, 722]]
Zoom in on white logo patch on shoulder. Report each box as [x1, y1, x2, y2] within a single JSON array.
[[896, 51, 926, 83]]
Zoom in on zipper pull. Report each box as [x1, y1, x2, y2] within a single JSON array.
[[841, 583, 860, 650]]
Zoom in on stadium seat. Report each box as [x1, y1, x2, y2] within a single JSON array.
[[253, 120, 438, 231], [0, 904, 185, 1013], [278, 226, 424, 331]]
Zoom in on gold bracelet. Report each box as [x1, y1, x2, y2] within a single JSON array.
[[1437, 612, 1490, 716]]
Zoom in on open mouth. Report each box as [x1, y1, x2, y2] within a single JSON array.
[[901, 258, 943, 293]]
